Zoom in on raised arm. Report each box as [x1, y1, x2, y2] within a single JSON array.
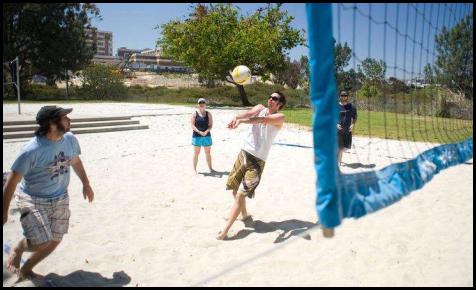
[[228, 104, 265, 128], [232, 113, 285, 128], [236, 104, 265, 119]]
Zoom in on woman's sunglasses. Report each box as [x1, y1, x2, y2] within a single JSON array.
[[268, 95, 280, 102]]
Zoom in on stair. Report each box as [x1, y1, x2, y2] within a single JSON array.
[[3, 116, 149, 140]]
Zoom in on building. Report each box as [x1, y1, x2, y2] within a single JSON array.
[[86, 28, 113, 56], [91, 55, 122, 66], [117, 47, 148, 60], [129, 48, 191, 72]]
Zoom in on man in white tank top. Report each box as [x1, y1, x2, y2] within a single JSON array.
[[217, 92, 286, 240]]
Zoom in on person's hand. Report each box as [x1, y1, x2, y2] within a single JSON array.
[[349, 124, 354, 132], [200, 131, 207, 137], [337, 124, 343, 131], [227, 117, 237, 129], [83, 184, 94, 203], [231, 119, 241, 129]]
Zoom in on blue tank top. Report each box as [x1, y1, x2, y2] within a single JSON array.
[[193, 111, 211, 137]]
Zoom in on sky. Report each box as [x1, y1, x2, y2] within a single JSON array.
[[91, 3, 473, 80]]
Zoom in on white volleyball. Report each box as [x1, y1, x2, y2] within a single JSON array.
[[232, 65, 251, 85]]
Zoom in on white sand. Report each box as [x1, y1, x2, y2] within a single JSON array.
[[2, 102, 473, 287]]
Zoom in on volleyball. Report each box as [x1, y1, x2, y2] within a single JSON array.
[[232, 65, 251, 85]]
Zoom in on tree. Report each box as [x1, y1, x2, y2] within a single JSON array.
[[358, 58, 387, 83], [338, 68, 365, 93], [80, 64, 127, 100], [334, 41, 352, 74], [274, 57, 302, 89], [434, 13, 473, 99], [423, 64, 434, 84], [333, 41, 364, 93], [3, 4, 100, 93], [357, 80, 381, 99], [298, 55, 310, 91], [157, 3, 305, 105], [387, 76, 410, 94]]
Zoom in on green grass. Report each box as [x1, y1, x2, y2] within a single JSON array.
[[282, 108, 473, 144]]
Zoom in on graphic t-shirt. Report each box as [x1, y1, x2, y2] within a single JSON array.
[[11, 132, 81, 199]]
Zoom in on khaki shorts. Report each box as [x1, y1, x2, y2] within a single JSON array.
[[15, 192, 71, 246], [226, 150, 265, 198]]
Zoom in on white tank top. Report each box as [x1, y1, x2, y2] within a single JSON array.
[[242, 108, 281, 161]]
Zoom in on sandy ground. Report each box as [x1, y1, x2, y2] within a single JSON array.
[[2, 102, 473, 287]]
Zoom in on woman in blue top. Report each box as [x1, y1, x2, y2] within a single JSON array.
[[191, 98, 214, 174]]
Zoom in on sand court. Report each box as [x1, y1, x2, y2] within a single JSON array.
[[3, 102, 473, 287]]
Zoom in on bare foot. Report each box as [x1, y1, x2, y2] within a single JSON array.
[[16, 269, 44, 283], [6, 249, 21, 274], [216, 231, 228, 240]]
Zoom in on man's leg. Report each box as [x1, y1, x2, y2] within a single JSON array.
[[18, 240, 61, 280], [7, 238, 60, 277], [231, 189, 250, 221], [217, 194, 246, 240], [337, 148, 343, 165]]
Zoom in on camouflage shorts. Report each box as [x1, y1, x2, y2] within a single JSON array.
[[226, 150, 265, 198]]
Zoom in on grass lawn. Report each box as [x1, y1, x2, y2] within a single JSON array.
[[282, 108, 473, 144]]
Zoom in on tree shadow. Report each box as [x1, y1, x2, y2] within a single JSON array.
[[342, 162, 376, 169], [198, 171, 230, 178], [39, 270, 131, 287], [228, 219, 317, 243]]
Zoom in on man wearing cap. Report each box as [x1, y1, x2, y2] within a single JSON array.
[[3, 105, 94, 281], [337, 91, 357, 165]]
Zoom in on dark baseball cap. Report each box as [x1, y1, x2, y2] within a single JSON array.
[[36, 106, 73, 124]]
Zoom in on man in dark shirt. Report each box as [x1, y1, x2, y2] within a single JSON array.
[[337, 91, 357, 166]]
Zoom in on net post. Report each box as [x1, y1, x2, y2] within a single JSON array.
[[322, 227, 335, 238], [306, 3, 342, 235]]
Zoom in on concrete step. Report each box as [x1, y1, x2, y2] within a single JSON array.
[[3, 120, 141, 132], [3, 125, 149, 140], [3, 116, 133, 126]]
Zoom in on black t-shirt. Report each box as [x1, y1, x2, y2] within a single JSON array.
[[339, 103, 357, 131]]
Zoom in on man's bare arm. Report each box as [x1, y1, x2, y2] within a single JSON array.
[[237, 113, 285, 127], [71, 156, 94, 202], [235, 104, 265, 120], [3, 171, 22, 225]]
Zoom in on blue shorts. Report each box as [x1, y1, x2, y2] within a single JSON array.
[[192, 136, 212, 147]]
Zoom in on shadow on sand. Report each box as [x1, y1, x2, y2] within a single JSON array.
[[227, 219, 317, 243], [341, 162, 376, 169], [198, 171, 230, 178]]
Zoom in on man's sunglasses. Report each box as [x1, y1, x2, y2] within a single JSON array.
[[268, 95, 280, 102]]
